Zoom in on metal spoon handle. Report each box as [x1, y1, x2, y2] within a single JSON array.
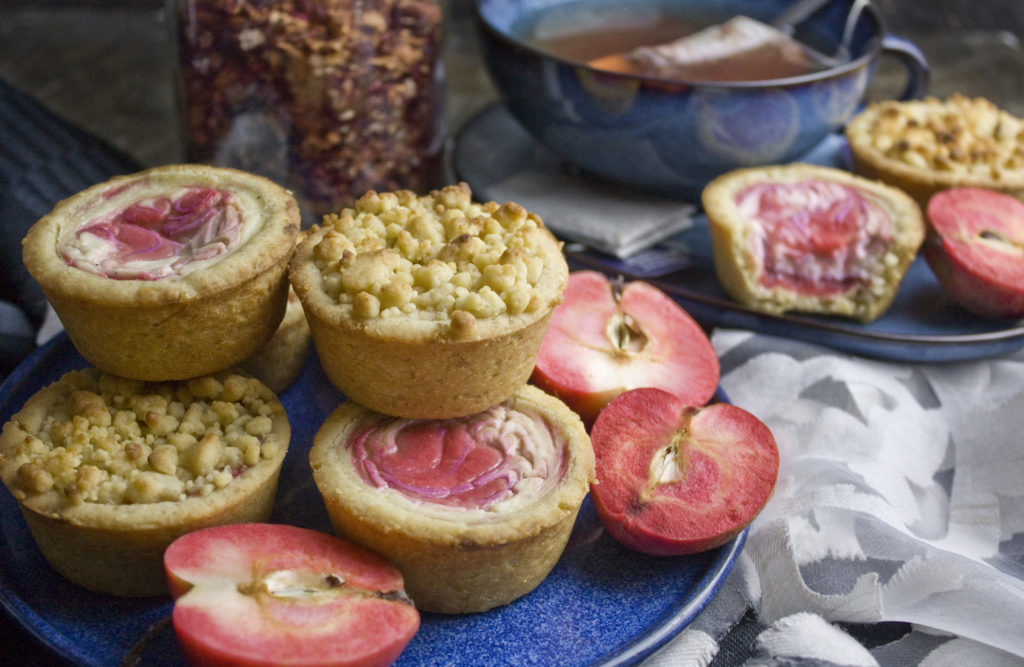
[[770, 0, 834, 30]]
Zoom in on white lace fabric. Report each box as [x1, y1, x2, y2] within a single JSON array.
[[648, 329, 1024, 666]]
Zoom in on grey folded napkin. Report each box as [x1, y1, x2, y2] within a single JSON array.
[[489, 170, 696, 258]]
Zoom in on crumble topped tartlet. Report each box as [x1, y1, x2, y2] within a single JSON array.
[[22, 164, 300, 381], [0, 368, 290, 597], [845, 94, 1024, 208], [238, 285, 311, 394], [289, 182, 569, 419], [702, 163, 925, 322], [309, 384, 594, 613]]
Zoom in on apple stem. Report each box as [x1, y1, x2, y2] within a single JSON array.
[[611, 275, 626, 303], [606, 278, 649, 353]]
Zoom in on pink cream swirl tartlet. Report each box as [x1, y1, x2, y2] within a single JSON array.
[[309, 385, 594, 614], [348, 404, 566, 519], [734, 179, 893, 296], [702, 163, 924, 323], [22, 164, 300, 380]]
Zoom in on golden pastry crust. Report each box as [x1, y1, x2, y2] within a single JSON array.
[[22, 164, 301, 381], [308, 384, 595, 613], [846, 94, 1024, 209], [0, 368, 290, 596], [702, 163, 924, 322], [289, 182, 568, 419], [238, 286, 311, 394]]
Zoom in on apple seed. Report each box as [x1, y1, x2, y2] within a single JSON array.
[[642, 427, 690, 503], [606, 311, 649, 353]]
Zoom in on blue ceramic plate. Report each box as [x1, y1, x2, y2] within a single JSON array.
[[454, 103, 1024, 363], [0, 334, 745, 666]]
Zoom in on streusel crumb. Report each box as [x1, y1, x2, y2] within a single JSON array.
[[861, 94, 1024, 177], [0, 369, 286, 506], [313, 182, 549, 323]]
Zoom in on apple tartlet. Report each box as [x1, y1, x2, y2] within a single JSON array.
[[702, 163, 925, 322], [22, 164, 301, 381], [0, 368, 290, 597], [309, 384, 595, 614], [846, 94, 1024, 208], [289, 182, 568, 419], [238, 285, 311, 394]]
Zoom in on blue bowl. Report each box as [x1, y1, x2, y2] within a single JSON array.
[[473, 0, 929, 200]]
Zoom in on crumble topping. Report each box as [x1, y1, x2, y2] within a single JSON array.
[[1, 370, 285, 506], [859, 94, 1024, 177], [311, 183, 552, 324]]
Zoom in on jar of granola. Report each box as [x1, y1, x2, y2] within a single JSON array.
[[170, 0, 445, 224]]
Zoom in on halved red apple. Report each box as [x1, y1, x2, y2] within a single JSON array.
[[590, 388, 779, 556], [531, 270, 720, 427], [164, 523, 420, 667], [924, 187, 1024, 318]]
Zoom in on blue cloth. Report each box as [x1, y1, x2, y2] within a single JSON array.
[[0, 77, 139, 383]]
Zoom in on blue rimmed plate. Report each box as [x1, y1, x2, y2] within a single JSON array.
[[0, 334, 745, 666], [453, 103, 1024, 363]]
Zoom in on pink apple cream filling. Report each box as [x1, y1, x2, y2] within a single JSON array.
[[58, 182, 256, 280], [735, 179, 893, 296], [349, 405, 567, 521]]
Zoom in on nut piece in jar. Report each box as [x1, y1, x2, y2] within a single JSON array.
[[0, 368, 290, 597], [309, 384, 595, 614], [702, 163, 925, 323], [289, 182, 569, 419], [845, 94, 1024, 209], [21, 164, 301, 381], [173, 0, 445, 220]]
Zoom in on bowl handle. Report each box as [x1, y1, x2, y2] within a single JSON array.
[[880, 34, 931, 100]]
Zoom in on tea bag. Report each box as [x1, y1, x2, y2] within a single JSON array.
[[590, 15, 834, 81]]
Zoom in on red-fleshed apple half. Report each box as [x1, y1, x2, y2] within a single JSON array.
[[590, 388, 779, 556], [531, 270, 720, 427], [164, 523, 420, 667], [924, 187, 1024, 318]]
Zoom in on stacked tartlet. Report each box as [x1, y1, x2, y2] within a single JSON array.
[[2, 164, 299, 596], [290, 182, 569, 419], [22, 164, 301, 381], [298, 183, 595, 613], [0, 369, 289, 596]]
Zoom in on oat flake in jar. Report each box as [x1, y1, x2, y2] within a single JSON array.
[[171, 0, 445, 223]]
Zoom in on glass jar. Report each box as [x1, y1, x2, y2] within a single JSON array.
[[171, 0, 445, 224]]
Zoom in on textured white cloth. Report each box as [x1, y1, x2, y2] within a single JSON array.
[[648, 329, 1024, 666]]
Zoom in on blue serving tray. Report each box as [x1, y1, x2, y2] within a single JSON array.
[[0, 334, 744, 666]]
